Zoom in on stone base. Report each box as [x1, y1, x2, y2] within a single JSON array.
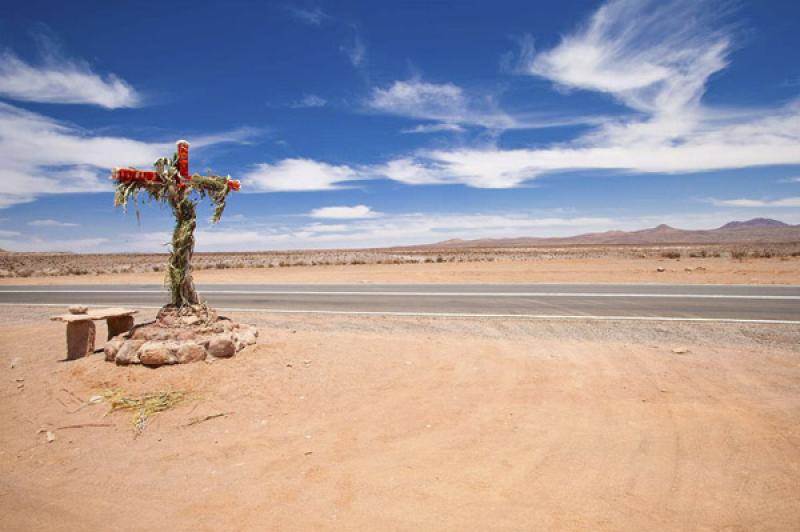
[[104, 305, 258, 367]]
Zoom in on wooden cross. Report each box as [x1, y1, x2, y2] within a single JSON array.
[[112, 140, 240, 191], [111, 140, 240, 307]]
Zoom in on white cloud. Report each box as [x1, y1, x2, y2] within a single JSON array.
[[0, 50, 140, 108], [341, 36, 366, 67], [368, 0, 800, 188], [309, 205, 380, 219], [710, 197, 800, 208], [0, 102, 256, 208], [28, 219, 79, 227], [526, 0, 728, 115], [290, 94, 327, 108], [243, 159, 363, 192], [286, 6, 328, 25], [0, 229, 20, 238], [401, 123, 465, 134], [368, 79, 515, 130]]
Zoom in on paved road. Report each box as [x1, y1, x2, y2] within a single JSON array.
[[1, 283, 798, 323]]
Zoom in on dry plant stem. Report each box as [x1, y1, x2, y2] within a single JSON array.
[[168, 189, 199, 307]]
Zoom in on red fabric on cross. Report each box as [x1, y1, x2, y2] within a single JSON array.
[[177, 142, 190, 179], [113, 168, 159, 183]]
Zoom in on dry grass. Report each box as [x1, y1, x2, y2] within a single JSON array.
[[102, 389, 190, 436], [1, 242, 799, 279]]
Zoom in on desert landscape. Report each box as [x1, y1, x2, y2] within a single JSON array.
[[2, 0, 800, 530], [1, 217, 799, 530], [2, 307, 799, 531]]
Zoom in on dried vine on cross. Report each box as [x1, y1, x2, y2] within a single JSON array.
[[111, 140, 241, 308]]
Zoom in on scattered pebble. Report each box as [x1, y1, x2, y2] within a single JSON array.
[[46, 431, 56, 443], [88, 395, 103, 404], [672, 347, 690, 354], [9, 357, 21, 369], [656, 267, 666, 272]]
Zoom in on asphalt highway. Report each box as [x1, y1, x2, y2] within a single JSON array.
[[1, 283, 798, 323]]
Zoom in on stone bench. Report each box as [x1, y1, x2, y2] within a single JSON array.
[[51, 307, 138, 360]]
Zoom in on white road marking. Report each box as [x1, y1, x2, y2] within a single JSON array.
[[0, 289, 797, 300], [2, 302, 799, 325]]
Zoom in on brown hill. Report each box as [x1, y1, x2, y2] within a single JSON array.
[[428, 218, 800, 248]]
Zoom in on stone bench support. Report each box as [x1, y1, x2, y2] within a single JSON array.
[[51, 308, 138, 361]]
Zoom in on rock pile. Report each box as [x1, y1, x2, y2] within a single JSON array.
[[104, 305, 257, 366]]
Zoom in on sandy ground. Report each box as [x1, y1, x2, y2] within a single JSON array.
[[1, 256, 798, 285], [1, 307, 799, 531]]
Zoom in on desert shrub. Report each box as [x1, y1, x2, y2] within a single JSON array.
[[731, 250, 748, 260], [689, 250, 707, 258], [661, 251, 681, 259]]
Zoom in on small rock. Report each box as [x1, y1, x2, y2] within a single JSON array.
[[684, 267, 693, 272], [234, 328, 257, 350], [672, 347, 690, 354], [46, 431, 55, 443], [68, 305, 88, 315], [656, 267, 666, 272], [181, 315, 201, 326], [212, 320, 234, 334], [177, 343, 207, 364], [9, 357, 21, 369], [88, 395, 103, 404], [208, 335, 236, 358], [115, 340, 144, 365], [138, 341, 178, 366], [104, 336, 125, 362]]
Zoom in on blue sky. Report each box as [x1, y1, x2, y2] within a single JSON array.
[[0, 0, 799, 252]]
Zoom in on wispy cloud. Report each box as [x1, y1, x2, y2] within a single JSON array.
[[290, 94, 327, 108], [370, 0, 800, 188], [341, 34, 366, 67], [401, 123, 465, 134], [710, 197, 800, 208], [367, 79, 514, 130], [0, 102, 256, 208], [28, 219, 79, 227], [0, 48, 140, 108], [309, 205, 380, 219], [243, 159, 364, 192], [285, 5, 329, 25]]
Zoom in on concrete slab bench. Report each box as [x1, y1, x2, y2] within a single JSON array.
[[51, 307, 138, 360]]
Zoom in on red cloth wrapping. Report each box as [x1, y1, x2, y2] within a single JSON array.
[[177, 141, 190, 179], [112, 168, 158, 183]]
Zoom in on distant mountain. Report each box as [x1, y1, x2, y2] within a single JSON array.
[[425, 218, 800, 248]]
